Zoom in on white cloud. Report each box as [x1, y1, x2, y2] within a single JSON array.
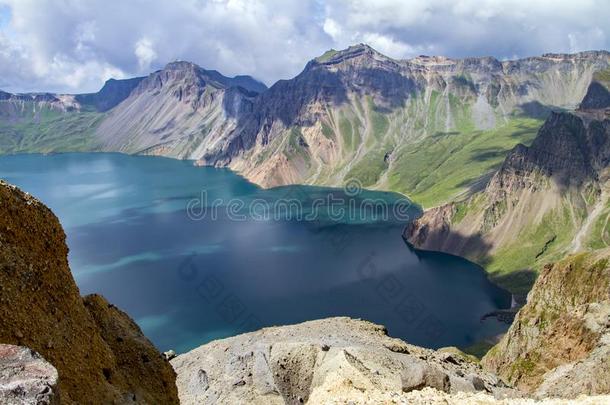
[[0, 0, 608, 93], [135, 38, 157, 71], [323, 18, 341, 41], [361, 33, 416, 59]]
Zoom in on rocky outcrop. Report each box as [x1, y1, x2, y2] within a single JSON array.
[[171, 317, 516, 404], [0, 180, 178, 404], [0, 344, 59, 404], [482, 249, 610, 398]]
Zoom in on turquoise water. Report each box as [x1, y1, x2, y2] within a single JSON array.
[[0, 153, 510, 353]]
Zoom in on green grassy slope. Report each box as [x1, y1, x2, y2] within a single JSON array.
[[0, 107, 103, 154], [275, 86, 544, 210], [387, 117, 542, 208]]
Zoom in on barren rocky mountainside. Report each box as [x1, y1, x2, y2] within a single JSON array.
[[406, 73, 610, 295], [0, 180, 178, 404], [95, 61, 266, 159], [0, 64, 266, 158]]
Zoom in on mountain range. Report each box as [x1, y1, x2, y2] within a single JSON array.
[[1, 44, 610, 293]]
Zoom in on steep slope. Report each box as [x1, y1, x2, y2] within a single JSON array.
[[482, 250, 610, 398], [0, 180, 178, 404], [198, 45, 609, 207], [580, 69, 610, 110], [406, 79, 610, 295], [95, 61, 265, 159]]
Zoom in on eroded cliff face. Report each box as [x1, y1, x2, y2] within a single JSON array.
[[405, 82, 610, 294], [205, 46, 610, 195], [0, 180, 178, 404], [482, 250, 610, 398]]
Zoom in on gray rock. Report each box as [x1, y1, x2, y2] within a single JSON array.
[[171, 317, 516, 404], [0, 344, 59, 405], [163, 349, 177, 361]]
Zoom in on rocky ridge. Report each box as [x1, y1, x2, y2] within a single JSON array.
[[201, 46, 610, 193], [75, 77, 145, 112], [171, 313, 610, 404], [2, 46, 609, 207], [405, 77, 610, 294], [0, 76, 144, 120]]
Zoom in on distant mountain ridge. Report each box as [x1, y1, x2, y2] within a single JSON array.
[[94, 61, 266, 158], [1, 45, 609, 210], [0, 62, 265, 114], [0, 62, 266, 155], [75, 77, 146, 112]]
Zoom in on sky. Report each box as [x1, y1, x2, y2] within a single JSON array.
[[0, 0, 609, 94]]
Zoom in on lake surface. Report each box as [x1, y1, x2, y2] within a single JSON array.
[[0, 153, 510, 353]]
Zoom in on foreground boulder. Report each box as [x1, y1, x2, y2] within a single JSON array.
[[482, 249, 610, 398], [171, 317, 516, 405], [0, 180, 178, 404], [0, 344, 59, 404]]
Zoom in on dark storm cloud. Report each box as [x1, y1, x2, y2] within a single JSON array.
[[0, 0, 608, 93]]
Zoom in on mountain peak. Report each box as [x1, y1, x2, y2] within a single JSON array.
[[152, 61, 266, 94], [163, 60, 200, 71], [313, 43, 388, 65]]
